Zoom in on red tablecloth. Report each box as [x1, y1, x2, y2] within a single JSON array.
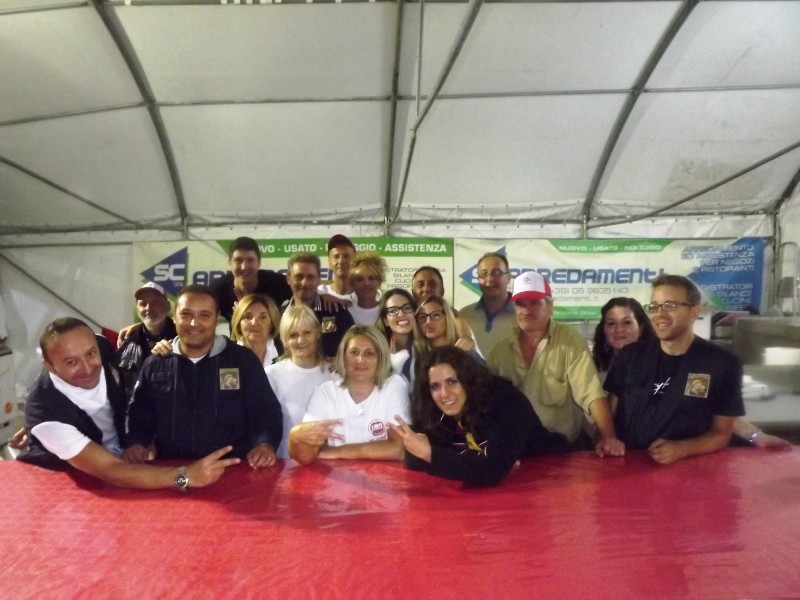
[[2, 448, 798, 599]]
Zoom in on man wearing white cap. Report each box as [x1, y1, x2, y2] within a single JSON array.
[[116, 282, 177, 400], [488, 271, 624, 457]]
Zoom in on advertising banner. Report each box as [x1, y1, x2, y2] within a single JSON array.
[[133, 236, 764, 321], [454, 238, 765, 319], [131, 236, 454, 307]]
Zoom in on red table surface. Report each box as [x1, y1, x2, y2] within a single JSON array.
[[1, 448, 799, 599]]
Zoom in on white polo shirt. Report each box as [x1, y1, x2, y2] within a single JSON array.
[[303, 374, 410, 445]]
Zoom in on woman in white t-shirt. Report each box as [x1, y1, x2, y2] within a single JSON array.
[[289, 324, 410, 464], [230, 294, 282, 368], [266, 305, 336, 459]]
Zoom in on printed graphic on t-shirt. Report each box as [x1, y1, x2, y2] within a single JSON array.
[[369, 419, 386, 439], [653, 376, 671, 396], [321, 317, 337, 333], [685, 373, 710, 398], [219, 368, 240, 390]]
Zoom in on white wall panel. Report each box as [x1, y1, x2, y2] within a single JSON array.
[[399, 2, 681, 96], [0, 108, 177, 223], [598, 89, 800, 208], [162, 102, 389, 217], [0, 6, 141, 123], [649, 2, 800, 89], [116, 4, 396, 102]]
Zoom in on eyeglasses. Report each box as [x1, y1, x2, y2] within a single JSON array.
[[477, 269, 508, 280], [416, 310, 445, 323], [385, 304, 414, 317], [644, 301, 694, 314]]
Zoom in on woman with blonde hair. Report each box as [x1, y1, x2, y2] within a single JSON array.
[[289, 324, 410, 464], [415, 295, 484, 364], [266, 305, 335, 459], [230, 293, 282, 368], [348, 251, 387, 325]]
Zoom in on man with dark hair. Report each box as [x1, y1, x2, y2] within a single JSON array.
[[460, 252, 515, 357], [411, 266, 445, 303], [116, 282, 177, 399], [211, 236, 292, 323], [318, 233, 357, 302], [284, 252, 354, 359], [606, 274, 744, 464], [20, 317, 238, 490], [125, 284, 283, 470]]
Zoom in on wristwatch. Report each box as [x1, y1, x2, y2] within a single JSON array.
[[174, 466, 189, 492]]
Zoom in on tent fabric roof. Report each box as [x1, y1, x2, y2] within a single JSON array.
[[2, 0, 800, 244]]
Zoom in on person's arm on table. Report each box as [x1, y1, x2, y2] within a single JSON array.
[[241, 356, 283, 467], [316, 429, 404, 461], [648, 415, 736, 465], [288, 419, 344, 465], [71, 442, 240, 489], [732, 417, 792, 448], [587, 396, 625, 457]]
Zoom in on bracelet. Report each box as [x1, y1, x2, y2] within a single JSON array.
[[748, 430, 763, 445]]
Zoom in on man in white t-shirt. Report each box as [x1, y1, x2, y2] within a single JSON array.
[[317, 234, 357, 303], [20, 317, 238, 490]]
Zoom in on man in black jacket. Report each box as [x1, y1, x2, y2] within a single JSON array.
[[124, 284, 283, 469], [21, 317, 238, 490], [116, 282, 177, 400]]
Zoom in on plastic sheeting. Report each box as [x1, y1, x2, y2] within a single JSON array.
[[2, 448, 799, 598]]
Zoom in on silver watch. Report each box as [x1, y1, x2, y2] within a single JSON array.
[[174, 466, 189, 492]]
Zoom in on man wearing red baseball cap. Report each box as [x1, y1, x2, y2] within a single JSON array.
[[488, 271, 624, 458]]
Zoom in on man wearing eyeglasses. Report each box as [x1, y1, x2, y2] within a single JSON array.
[[605, 274, 744, 465], [488, 271, 624, 457], [460, 253, 516, 357]]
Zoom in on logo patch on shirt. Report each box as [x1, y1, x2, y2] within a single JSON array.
[[369, 419, 386, 439], [685, 373, 710, 398], [321, 317, 337, 334], [219, 368, 240, 390]]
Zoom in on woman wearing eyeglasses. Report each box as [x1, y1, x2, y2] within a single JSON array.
[[389, 346, 569, 486], [376, 288, 419, 382], [595, 297, 790, 449], [288, 325, 411, 464], [415, 295, 485, 364]]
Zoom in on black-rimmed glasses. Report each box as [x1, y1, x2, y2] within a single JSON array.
[[644, 301, 694, 314], [416, 310, 445, 323], [385, 304, 414, 317]]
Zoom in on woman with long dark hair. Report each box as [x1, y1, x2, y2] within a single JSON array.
[[390, 346, 568, 486], [591, 297, 654, 379]]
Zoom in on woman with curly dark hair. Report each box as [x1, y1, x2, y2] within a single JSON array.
[[389, 346, 568, 486], [592, 297, 654, 379]]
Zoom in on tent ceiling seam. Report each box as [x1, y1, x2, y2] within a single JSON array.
[[382, 0, 405, 236], [586, 139, 800, 230], [580, 0, 699, 235], [0, 156, 142, 226], [90, 0, 189, 231], [390, 0, 485, 225]]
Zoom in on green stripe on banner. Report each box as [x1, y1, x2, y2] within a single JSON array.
[[553, 306, 604, 320], [548, 240, 672, 253]]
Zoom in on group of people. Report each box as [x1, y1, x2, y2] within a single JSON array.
[[11, 235, 789, 491]]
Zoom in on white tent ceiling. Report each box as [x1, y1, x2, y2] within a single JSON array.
[[2, 0, 800, 244]]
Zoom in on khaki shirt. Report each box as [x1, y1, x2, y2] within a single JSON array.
[[488, 320, 605, 443]]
